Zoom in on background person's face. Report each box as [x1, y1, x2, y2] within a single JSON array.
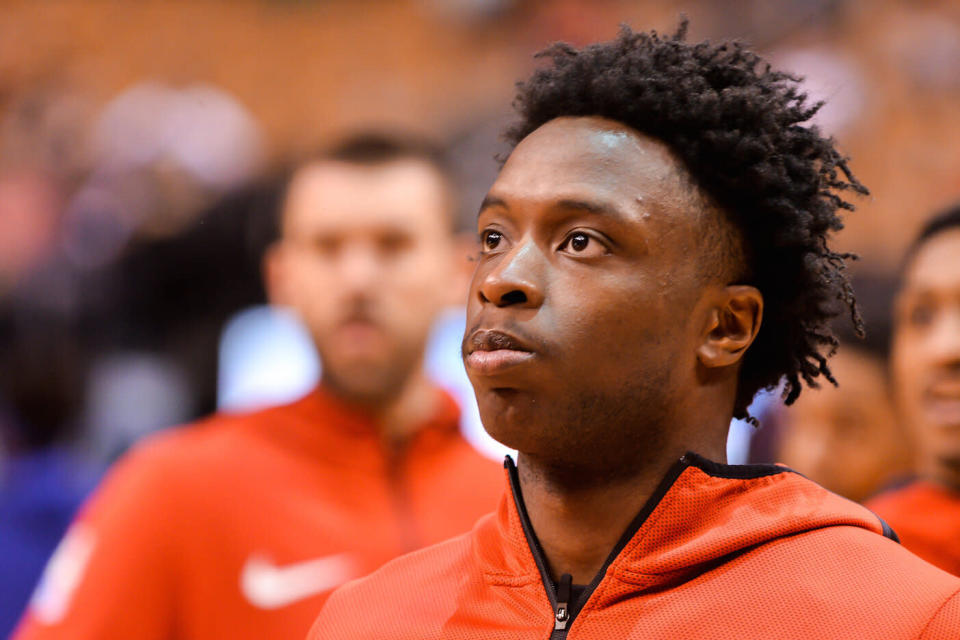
[[463, 117, 710, 471], [892, 229, 960, 488], [270, 159, 455, 405], [778, 348, 907, 501]]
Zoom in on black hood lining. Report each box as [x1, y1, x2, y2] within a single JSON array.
[[682, 451, 791, 479], [503, 449, 899, 633], [503, 454, 691, 620]]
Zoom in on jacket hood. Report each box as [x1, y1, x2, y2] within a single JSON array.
[[476, 453, 897, 597]]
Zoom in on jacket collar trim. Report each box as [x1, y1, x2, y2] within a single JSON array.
[[502, 452, 796, 591]]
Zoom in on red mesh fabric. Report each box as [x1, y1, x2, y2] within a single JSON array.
[[921, 588, 960, 639], [310, 461, 960, 639]]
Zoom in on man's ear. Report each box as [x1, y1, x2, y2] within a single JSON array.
[[262, 241, 291, 307], [442, 232, 480, 308], [696, 285, 763, 368]]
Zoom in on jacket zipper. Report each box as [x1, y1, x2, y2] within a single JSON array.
[[505, 458, 575, 639], [505, 455, 691, 639], [553, 573, 573, 632]]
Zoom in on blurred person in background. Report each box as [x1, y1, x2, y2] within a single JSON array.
[[868, 204, 960, 576], [82, 179, 285, 462], [0, 305, 99, 638], [0, 167, 99, 638], [13, 133, 504, 640], [56, 82, 272, 464], [0, 170, 62, 296], [774, 276, 912, 502]]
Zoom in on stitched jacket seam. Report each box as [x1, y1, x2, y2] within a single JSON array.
[[918, 585, 960, 639]]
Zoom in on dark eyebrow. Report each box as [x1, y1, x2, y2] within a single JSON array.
[[554, 198, 631, 222], [477, 195, 506, 218], [478, 195, 632, 222]]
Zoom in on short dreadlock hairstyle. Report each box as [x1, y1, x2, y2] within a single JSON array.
[[505, 22, 868, 422]]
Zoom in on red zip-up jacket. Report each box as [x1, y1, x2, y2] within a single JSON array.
[[14, 387, 503, 640], [309, 454, 960, 639]]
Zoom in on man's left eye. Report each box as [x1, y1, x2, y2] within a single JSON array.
[[559, 232, 606, 257]]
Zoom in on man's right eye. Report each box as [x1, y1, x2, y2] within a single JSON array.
[[907, 303, 935, 327], [312, 237, 341, 256], [481, 230, 503, 252]]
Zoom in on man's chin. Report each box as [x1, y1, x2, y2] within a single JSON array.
[[478, 391, 549, 451], [481, 424, 539, 458], [322, 366, 402, 406]]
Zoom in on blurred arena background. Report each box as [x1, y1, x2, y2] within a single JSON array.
[[1, 0, 959, 633]]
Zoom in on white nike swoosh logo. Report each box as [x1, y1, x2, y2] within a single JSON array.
[[30, 524, 97, 623], [240, 553, 357, 609]]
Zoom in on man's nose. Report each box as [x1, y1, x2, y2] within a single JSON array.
[[477, 240, 544, 308], [926, 307, 960, 368], [338, 243, 380, 290]]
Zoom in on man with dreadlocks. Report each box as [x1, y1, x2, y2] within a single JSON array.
[[307, 25, 960, 639]]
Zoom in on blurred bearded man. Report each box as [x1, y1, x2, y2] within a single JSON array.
[[14, 134, 503, 640]]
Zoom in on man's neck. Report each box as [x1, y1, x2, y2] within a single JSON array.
[[517, 439, 726, 585], [323, 370, 441, 448], [377, 370, 442, 447]]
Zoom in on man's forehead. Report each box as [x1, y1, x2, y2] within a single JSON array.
[[290, 159, 443, 199], [502, 117, 684, 179], [283, 159, 448, 231], [903, 229, 960, 293], [488, 117, 707, 233]]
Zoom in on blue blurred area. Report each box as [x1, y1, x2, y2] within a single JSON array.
[[0, 448, 99, 636]]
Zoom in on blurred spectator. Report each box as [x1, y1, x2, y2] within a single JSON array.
[[0, 166, 98, 638], [868, 205, 960, 576], [0, 305, 99, 638], [774, 274, 912, 502], [777, 346, 905, 501], [13, 132, 504, 640], [0, 170, 63, 296], [78, 177, 282, 461]]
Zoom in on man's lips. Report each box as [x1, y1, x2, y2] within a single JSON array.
[[334, 317, 384, 350], [463, 329, 536, 375], [466, 329, 532, 353], [338, 318, 379, 333]]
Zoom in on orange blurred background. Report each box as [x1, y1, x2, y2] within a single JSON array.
[[1, 0, 958, 260], [2, 0, 960, 632]]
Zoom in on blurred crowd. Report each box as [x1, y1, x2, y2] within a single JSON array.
[[2, 0, 960, 637]]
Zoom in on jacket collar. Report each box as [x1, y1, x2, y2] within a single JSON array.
[[299, 385, 461, 438], [241, 384, 462, 470], [476, 453, 896, 600]]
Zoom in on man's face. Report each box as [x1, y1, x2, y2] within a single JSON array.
[[779, 348, 906, 502], [892, 228, 960, 488], [270, 159, 454, 405], [462, 116, 712, 469]]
